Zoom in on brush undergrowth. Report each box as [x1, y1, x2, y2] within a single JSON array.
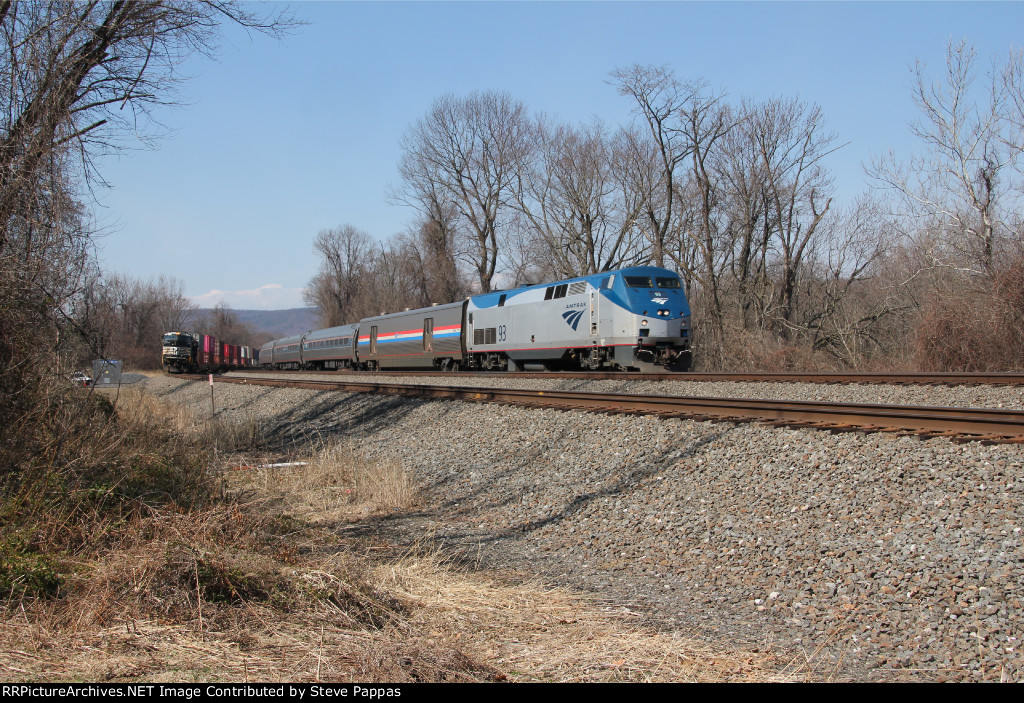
[[0, 385, 261, 595]]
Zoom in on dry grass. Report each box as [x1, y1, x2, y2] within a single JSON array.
[[0, 386, 800, 683], [246, 440, 416, 522], [101, 385, 263, 452], [371, 553, 791, 682], [0, 538, 793, 683]]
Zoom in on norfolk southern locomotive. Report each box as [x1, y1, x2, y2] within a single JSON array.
[[257, 266, 691, 373]]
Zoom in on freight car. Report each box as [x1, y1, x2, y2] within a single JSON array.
[[257, 265, 691, 373]]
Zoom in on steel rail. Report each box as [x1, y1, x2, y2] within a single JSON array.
[[186, 374, 1024, 443], [232, 368, 1024, 385]]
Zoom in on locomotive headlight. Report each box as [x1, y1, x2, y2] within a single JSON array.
[[640, 319, 648, 326], [657, 309, 669, 317]]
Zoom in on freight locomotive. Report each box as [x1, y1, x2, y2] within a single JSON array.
[[258, 266, 692, 373]]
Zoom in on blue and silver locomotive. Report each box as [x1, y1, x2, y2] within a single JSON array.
[[465, 266, 690, 371]]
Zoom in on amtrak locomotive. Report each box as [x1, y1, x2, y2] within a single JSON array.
[[258, 266, 691, 373]]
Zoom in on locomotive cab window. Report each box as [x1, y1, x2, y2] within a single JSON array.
[[624, 276, 653, 288], [163, 334, 189, 347], [656, 277, 682, 289]]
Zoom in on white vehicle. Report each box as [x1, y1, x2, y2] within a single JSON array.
[[69, 371, 92, 387]]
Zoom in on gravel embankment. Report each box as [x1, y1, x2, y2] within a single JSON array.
[[148, 375, 1024, 681]]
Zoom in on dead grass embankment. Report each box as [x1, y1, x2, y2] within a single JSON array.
[[1, 382, 800, 682]]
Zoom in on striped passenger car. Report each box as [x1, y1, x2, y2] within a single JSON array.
[[357, 302, 464, 371]]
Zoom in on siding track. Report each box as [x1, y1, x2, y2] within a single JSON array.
[[184, 374, 1024, 444]]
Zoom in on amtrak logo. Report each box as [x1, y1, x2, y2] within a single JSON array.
[[562, 309, 585, 330]]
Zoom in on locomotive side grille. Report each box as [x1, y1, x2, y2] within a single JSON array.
[[474, 328, 498, 345]]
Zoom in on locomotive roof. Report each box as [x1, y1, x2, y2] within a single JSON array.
[[469, 265, 688, 312]]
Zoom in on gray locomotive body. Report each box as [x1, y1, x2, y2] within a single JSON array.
[[466, 266, 691, 371]]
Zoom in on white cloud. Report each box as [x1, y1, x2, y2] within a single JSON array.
[[191, 284, 308, 311]]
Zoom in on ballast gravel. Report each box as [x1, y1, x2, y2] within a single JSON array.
[[147, 375, 1024, 682]]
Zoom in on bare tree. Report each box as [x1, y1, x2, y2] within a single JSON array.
[[1, 2, 292, 240], [790, 196, 898, 365], [203, 301, 251, 345], [152, 275, 198, 333], [72, 273, 198, 368], [754, 98, 840, 332], [304, 225, 376, 326], [610, 65, 698, 268], [868, 40, 1024, 276], [714, 99, 772, 331], [396, 213, 468, 307], [396, 91, 531, 293], [612, 64, 740, 352], [0, 1, 292, 462], [515, 118, 645, 277]]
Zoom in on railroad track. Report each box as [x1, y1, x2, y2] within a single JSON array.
[[184, 374, 1024, 444], [232, 368, 1024, 385]]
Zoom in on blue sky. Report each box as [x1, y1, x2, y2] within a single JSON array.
[[92, 1, 1024, 310]]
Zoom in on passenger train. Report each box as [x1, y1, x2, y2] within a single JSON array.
[[258, 266, 692, 373]]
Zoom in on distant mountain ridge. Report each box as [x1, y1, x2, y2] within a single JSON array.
[[198, 307, 323, 339]]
